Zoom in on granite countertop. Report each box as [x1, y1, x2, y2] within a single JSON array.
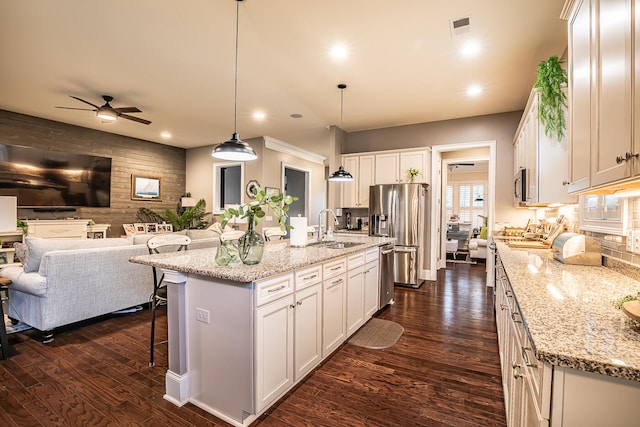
[[496, 241, 640, 382], [130, 235, 394, 283]]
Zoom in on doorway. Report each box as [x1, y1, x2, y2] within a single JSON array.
[[431, 141, 496, 285], [282, 164, 310, 235]]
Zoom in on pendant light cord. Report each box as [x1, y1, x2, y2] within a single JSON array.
[[233, 0, 240, 133], [340, 88, 344, 128]]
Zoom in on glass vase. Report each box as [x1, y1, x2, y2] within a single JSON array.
[[215, 240, 238, 266], [239, 216, 265, 265]]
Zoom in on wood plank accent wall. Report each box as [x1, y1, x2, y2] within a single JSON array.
[[0, 109, 186, 237]]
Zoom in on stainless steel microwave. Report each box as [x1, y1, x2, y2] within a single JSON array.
[[514, 168, 528, 205]]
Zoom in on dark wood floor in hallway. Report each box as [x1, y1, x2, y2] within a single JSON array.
[[0, 262, 505, 426]]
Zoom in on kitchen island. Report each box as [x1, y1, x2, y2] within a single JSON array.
[[495, 241, 640, 426], [130, 235, 393, 427]]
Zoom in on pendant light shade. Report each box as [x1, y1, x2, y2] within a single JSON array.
[[328, 83, 354, 182], [328, 165, 354, 182], [212, 0, 257, 162]]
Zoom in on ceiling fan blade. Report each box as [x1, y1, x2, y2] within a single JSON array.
[[114, 106, 142, 113], [69, 95, 99, 109], [55, 106, 96, 111], [120, 114, 151, 125]]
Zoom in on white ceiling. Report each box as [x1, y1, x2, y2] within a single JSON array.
[[0, 1, 567, 159]]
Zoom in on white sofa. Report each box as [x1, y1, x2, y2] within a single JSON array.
[[469, 238, 488, 260], [0, 230, 219, 338]]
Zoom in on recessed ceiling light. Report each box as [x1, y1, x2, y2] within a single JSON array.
[[466, 85, 482, 97], [253, 111, 265, 120], [160, 131, 172, 139], [461, 40, 481, 57], [290, 113, 303, 119], [330, 43, 348, 60]]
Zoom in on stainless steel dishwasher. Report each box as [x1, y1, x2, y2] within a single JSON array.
[[379, 243, 395, 308]]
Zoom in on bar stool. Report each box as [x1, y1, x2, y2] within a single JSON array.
[[0, 277, 12, 359]]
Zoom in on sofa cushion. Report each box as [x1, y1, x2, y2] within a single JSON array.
[[1, 265, 48, 297], [23, 236, 131, 273]]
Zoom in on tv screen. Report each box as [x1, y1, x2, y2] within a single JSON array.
[[0, 144, 112, 207]]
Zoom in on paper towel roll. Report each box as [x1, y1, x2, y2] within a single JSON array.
[[290, 216, 308, 247]]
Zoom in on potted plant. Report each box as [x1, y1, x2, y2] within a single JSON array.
[[534, 55, 568, 141], [219, 186, 297, 265]]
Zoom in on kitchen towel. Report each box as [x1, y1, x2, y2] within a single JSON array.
[[290, 216, 308, 246]]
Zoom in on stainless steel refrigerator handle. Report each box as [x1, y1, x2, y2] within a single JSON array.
[[381, 249, 394, 255]]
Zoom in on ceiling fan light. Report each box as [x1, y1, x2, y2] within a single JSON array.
[[328, 165, 353, 182], [96, 108, 117, 121], [212, 132, 257, 161]]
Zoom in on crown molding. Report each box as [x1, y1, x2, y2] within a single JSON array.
[[263, 136, 326, 165]]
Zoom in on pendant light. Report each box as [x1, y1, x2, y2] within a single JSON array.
[[211, 0, 257, 162], [328, 83, 354, 182]]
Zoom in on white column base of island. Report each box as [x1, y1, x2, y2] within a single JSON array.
[[131, 237, 393, 427]]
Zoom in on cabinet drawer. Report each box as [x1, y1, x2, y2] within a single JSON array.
[[522, 335, 552, 420], [295, 264, 322, 290], [347, 251, 365, 269], [256, 273, 294, 307], [365, 247, 379, 263], [323, 257, 346, 279]]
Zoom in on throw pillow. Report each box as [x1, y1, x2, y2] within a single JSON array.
[[479, 226, 488, 240], [13, 242, 28, 263]]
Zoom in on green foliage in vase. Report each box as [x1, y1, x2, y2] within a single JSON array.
[[534, 55, 568, 141], [17, 219, 27, 235], [219, 186, 298, 231], [135, 195, 210, 231]]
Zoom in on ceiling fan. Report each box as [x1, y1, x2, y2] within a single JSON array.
[[56, 95, 151, 125]]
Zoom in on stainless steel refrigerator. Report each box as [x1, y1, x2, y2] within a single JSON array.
[[369, 183, 429, 288]]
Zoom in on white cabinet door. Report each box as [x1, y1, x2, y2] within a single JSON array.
[[357, 155, 375, 207], [322, 272, 346, 357], [255, 294, 294, 412], [363, 260, 379, 318], [294, 283, 322, 381], [341, 155, 359, 208], [591, 0, 633, 187], [568, 0, 592, 193], [399, 150, 429, 183], [375, 152, 400, 184], [346, 265, 365, 336]]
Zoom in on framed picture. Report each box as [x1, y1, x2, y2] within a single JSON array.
[[131, 175, 162, 201], [134, 223, 147, 234], [146, 223, 158, 233], [265, 187, 281, 197], [158, 223, 173, 232], [123, 224, 136, 236]]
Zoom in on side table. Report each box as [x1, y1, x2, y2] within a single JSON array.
[[0, 277, 11, 359]]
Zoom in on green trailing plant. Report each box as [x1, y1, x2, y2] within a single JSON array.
[[135, 195, 211, 231], [17, 219, 27, 235], [534, 55, 568, 141], [219, 186, 298, 231]]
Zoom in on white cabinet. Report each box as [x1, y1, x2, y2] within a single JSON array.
[[25, 219, 89, 239], [567, 0, 592, 192], [340, 154, 374, 208], [363, 248, 380, 318], [322, 257, 347, 357], [346, 265, 365, 336], [374, 152, 400, 184], [293, 283, 322, 381], [513, 90, 576, 205], [399, 150, 429, 183], [255, 293, 294, 412]]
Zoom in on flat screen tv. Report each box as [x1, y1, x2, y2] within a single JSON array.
[[0, 144, 112, 207]]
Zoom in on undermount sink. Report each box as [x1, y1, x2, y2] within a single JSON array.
[[306, 240, 363, 249]]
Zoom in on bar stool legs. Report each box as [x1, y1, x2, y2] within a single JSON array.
[[0, 278, 12, 359]]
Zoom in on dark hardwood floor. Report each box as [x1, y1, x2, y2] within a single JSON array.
[[0, 262, 505, 426]]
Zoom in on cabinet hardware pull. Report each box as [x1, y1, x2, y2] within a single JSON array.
[[289, 304, 295, 309], [331, 278, 343, 285], [500, 304, 508, 311], [381, 249, 394, 255], [616, 154, 626, 164], [513, 371, 524, 379], [330, 266, 342, 271], [521, 346, 537, 367], [267, 285, 286, 293], [297, 301, 302, 306], [562, 180, 570, 185], [511, 311, 522, 323], [303, 274, 318, 280]]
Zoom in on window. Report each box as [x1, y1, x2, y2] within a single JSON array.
[[446, 181, 486, 229], [213, 162, 244, 213]]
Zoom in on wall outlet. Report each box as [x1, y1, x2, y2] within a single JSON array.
[[265, 215, 273, 221], [196, 307, 210, 324], [633, 230, 640, 254], [627, 229, 635, 252]]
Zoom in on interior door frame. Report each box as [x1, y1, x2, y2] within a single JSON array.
[[430, 140, 496, 286], [281, 162, 311, 218]]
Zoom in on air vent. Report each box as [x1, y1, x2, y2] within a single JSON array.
[[450, 16, 471, 38]]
